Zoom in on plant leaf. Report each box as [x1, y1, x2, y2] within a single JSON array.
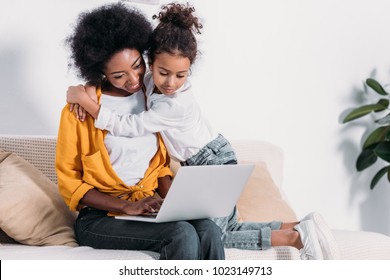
[[388, 168, 390, 184], [366, 78, 389, 95], [375, 113, 390, 125], [363, 126, 390, 148], [374, 141, 390, 162], [374, 99, 390, 112], [370, 166, 389, 190], [356, 148, 378, 171], [343, 103, 387, 123]]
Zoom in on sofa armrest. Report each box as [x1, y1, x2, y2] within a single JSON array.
[[0, 135, 57, 184], [333, 229, 390, 259]]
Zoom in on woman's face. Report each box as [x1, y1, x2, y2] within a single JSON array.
[[103, 48, 146, 95]]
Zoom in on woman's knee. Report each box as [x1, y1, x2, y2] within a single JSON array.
[[205, 219, 223, 237], [190, 219, 225, 260], [164, 221, 201, 259], [176, 221, 200, 241], [192, 219, 223, 239]]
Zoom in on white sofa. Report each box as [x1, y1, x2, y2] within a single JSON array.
[[1, 135, 390, 260]]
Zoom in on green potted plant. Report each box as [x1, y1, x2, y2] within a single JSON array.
[[343, 78, 390, 189]]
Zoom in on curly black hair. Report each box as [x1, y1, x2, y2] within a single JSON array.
[[66, 2, 152, 85], [148, 2, 203, 65]]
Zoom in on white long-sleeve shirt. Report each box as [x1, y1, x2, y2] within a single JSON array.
[[99, 91, 158, 185], [95, 72, 218, 162]]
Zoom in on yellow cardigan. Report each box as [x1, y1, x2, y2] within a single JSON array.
[[55, 87, 172, 211]]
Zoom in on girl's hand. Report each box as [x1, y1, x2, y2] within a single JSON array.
[[67, 85, 97, 121], [122, 196, 164, 216], [70, 103, 87, 122], [67, 85, 86, 104]]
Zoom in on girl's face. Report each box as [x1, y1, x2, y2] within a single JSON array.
[[150, 52, 191, 95], [103, 48, 146, 95]]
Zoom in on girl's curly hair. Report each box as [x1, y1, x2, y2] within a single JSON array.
[[66, 2, 152, 85], [148, 2, 203, 65]]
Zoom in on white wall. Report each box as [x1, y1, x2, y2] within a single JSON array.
[[1, 0, 390, 235]]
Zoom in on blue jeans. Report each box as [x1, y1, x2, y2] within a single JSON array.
[[211, 207, 282, 250], [181, 134, 282, 250], [181, 134, 238, 166], [75, 207, 225, 260]]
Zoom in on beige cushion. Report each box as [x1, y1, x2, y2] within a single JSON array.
[[170, 160, 297, 223], [170, 160, 181, 175], [0, 151, 77, 246], [236, 161, 297, 222]]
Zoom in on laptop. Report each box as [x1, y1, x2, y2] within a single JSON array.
[[115, 164, 255, 223]]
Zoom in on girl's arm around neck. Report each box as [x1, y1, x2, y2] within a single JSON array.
[[67, 85, 100, 119]]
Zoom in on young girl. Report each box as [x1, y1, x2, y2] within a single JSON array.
[[67, 2, 338, 260]]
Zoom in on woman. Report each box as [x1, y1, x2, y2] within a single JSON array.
[[55, 2, 225, 260]]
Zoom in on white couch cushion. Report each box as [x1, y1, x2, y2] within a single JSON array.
[[0, 244, 300, 260], [333, 230, 390, 259]]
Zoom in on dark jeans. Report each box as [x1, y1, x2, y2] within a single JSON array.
[[75, 207, 225, 260]]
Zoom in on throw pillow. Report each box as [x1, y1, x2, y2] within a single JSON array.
[[236, 161, 297, 222], [0, 151, 77, 246], [170, 160, 181, 176]]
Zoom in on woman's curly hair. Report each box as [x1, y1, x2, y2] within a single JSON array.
[[148, 2, 203, 65], [66, 2, 152, 85]]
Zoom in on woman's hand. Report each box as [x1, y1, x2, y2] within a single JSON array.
[[122, 196, 164, 216], [80, 189, 163, 216]]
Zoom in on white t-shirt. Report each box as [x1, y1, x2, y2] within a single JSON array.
[[96, 72, 217, 162], [100, 90, 158, 185]]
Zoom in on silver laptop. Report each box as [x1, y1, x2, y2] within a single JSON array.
[[115, 164, 254, 223]]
